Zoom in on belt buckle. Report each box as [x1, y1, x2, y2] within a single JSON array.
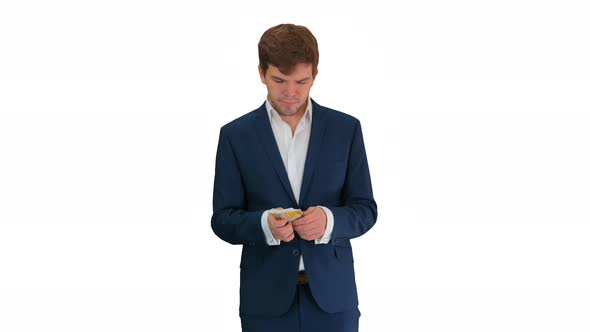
[[297, 271, 308, 285]]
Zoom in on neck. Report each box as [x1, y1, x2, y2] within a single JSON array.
[[280, 100, 307, 134]]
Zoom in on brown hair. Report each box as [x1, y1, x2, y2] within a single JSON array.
[[258, 24, 319, 78]]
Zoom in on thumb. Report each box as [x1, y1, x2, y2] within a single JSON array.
[[302, 206, 316, 215]]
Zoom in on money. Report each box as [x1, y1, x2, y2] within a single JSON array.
[[269, 208, 303, 221]]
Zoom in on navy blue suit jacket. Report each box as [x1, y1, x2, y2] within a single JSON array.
[[211, 99, 377, 317]]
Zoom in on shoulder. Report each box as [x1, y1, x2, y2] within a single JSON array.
[[219, 103, 265, 136], [312, 99, 360, 129]]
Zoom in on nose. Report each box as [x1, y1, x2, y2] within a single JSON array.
[[284, 82, 297, 98]]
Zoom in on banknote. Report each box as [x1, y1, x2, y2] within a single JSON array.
[[269, 208, 303, 221]]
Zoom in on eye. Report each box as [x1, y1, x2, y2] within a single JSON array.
[[273, 79, 284, 83], [296, 80, 308, 85]]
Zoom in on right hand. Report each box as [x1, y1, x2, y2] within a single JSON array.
[[268, 208, 295, 242]]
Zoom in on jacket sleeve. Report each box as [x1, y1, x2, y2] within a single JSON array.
[[328, 120, 378, 242], [211, 128, 266, 246]]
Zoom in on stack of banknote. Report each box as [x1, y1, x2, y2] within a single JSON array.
[[269, 208, 303, 221]]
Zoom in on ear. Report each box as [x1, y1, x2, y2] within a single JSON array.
[[258, 65, 266, 84]]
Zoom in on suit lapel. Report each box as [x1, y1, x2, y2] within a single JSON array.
[[253, 104, 298, 205], [299, 100, 327, 206]]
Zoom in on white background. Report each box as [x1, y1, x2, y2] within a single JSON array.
[[1, 0, 589, 331]]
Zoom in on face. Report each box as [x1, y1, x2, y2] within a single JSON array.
[[259, 63, 315, 117]]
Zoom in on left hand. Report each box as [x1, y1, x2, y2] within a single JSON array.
[[292, 206, 327, 241]]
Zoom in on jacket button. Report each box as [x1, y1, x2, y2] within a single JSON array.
[[292, 249, 300, 256]]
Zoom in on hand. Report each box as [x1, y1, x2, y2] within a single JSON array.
[[267, 208, 295, 242], [292, 206, 327, 241]]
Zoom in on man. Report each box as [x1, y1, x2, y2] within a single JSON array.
[[211, 23, 377, 332]]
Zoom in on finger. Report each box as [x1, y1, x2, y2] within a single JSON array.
[[278, 225, 294, 238], [280, 222, 294, 232], [292, 222, 307, 232], [272, 218, 289, 228], [293, 215, 312, 226], [302, 207, 316, 216], [281, 230, 295, 242], [294, 221, 318, 233], [294, 224, 310, 236], [301, 232, 316, 240], [303, 224, 324, 239], [276, 224, 289, 235], [278, 231, 290, 240], [304, 230, 323, 241], [286, 231, 295, 242], [296, 224, 320, 237], [300, 233, 317, 241], [301, 209, 321, 221], [299, 223, 319, 233], [268, 213, 280, 223]]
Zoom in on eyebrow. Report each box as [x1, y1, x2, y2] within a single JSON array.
[[270, 76, 311, 83]]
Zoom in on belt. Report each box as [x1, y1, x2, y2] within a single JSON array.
[[297, 271, 308, 285]]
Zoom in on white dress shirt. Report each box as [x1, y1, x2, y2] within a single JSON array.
[[260, 98, 334, 271]]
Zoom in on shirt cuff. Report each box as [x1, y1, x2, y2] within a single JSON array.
[[315, 206, 334, 244], [261, 210, 281, 246]]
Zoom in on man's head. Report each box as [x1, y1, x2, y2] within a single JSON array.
[[258, 24, 319, 117], [258, 24, 319, 78]]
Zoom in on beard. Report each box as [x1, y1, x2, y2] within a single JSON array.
[[271, 98, 307, 117]]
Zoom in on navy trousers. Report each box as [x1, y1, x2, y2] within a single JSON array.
[[240, 284, 360, 332]]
